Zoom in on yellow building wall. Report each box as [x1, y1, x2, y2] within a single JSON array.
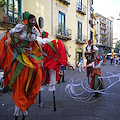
[[24, 0, 88, 67]]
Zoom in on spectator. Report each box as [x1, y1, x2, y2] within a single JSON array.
[[68, 62, 74, 70], [78, 57, 85, 72]]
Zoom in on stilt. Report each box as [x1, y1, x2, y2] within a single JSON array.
[[15, 116, 18, 120], [38, 91, 42, 107], [88, 77, 90, 85], [53, 91, 56, 111], [22, 115, 26, 120]]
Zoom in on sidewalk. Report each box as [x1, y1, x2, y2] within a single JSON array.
[[0, 60, 120, 120]]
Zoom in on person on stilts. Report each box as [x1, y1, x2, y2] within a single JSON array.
[[38, 31, 68, 111], [0, 12, 43, 120]]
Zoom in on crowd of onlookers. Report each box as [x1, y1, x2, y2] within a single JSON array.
[[110, 56, 120, 66]]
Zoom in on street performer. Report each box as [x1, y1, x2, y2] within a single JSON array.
[[84, 39, 98, 84], [0, 12, 44, 120], [84, 55, 105, 97], [38, 31, 68, 111]]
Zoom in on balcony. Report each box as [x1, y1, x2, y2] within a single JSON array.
[[1, 10, 21, 25], [76, 2, 86, 15], [100, 20, 106, 25], [56, 26, 72, 41], [100, 25, 107, 30], [57, 0, 70, 5], [76, 34, 87, 44], [100, 32, 107, 36], [100, 37, 107, 41]]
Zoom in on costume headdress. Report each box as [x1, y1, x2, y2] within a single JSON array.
[[41, 31, 49, 38], [88, 39, 91, 44], [23, 11, 41, 35]]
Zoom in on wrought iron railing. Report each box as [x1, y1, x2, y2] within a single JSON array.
[[6, 9, 22, 24], [56, 26, 72, 40], [58, 0, 70, 5], [76, 34, 87, 43]]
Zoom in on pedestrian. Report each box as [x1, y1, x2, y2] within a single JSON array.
[[78, 57, 85, 72], [102, 54, 107, 66], [110, 56, 113, 65], [0, 12, 44, 120], [60, 65, 66, 82], [84, 55, 105, 97], [68, 62, 74, 70], [58, 69, 63, 84]]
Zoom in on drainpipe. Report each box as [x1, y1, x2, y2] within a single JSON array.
[[87, 0, 89, 41], [51, 0, 53, 34]]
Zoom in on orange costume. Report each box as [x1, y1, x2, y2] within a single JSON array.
[[0, 12, 43, 113]]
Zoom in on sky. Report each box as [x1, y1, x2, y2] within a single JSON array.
[[93, 0, 120, 38]]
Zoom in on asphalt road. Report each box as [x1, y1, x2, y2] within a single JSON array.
[[0, 60, 120, 120]]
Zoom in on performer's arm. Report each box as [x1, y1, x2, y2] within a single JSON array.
[[35, 40, 42, 53], [5, 24, 24, 47], [83, 62, 93, 68], [5, 32, 11, 47], [91, 45, 99, 53]]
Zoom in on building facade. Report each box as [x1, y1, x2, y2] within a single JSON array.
[[95, 13, 113, 55], [0, 0, 94, 67]]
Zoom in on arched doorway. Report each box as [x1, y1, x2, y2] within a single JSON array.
[[76, 48, 83, 66]]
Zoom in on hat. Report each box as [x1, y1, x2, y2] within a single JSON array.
[[88, 39, 91, 44], [23, 11, 41, 35], [41, 31, 49, 38], [97, 55, 102, 59]]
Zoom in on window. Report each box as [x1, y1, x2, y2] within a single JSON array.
[[6, 0, 22, 24], [38, 16, 44, 29], [78, 21, 82, 41], [90, 31, 93, 41], [77, 0, 82, 10], [58, 11, 66, 35]]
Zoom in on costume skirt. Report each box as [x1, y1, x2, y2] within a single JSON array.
[[42, 39, 68, 84]]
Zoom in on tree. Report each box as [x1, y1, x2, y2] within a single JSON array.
[[114, 40, 120, 53]]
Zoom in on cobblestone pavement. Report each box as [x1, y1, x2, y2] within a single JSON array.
[[0, 60, 120, 120]]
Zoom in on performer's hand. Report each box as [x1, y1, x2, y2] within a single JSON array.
[[38, 44, 42, 53], [5, 38, 11, 47]]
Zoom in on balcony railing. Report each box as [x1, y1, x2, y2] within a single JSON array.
[[76, 34, 87, 44], [2, 10, 22, 25], [100, 25, 107, 30], [58, 0, 70, 5], [76, 2, 86, 15], [100, 31, 107, 36], [56, 26, 72, 41], [99, 43, 107, 47], [7, 9, 21, 24], [100, 37, 107, 41]]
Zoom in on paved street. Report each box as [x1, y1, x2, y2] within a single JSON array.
[[0, 60, 120, 120]]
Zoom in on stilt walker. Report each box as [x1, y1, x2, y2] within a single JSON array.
[[0, 12, 43, 120], [38, 31, 68, 111], [84, 39, 98, 84]]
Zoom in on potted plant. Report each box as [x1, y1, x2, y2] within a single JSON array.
[[91, 13, 95, 19]]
